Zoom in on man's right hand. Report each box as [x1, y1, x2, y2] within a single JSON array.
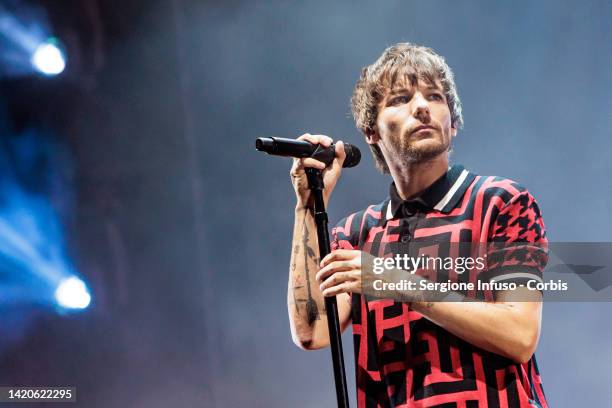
[[289, 133, 346, 209]]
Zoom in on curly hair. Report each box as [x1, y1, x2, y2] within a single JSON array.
[[351, 43, 463, 173]]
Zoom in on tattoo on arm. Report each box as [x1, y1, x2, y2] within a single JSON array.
[[291, 274, 303, 316], [290, 215, 325, 325], [291, 244, 301, 315], [302, 217, 320, 325]]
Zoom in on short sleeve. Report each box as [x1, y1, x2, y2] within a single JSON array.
[[484, 190, 549, 286]]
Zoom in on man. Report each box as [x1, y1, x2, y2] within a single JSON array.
[[287, 43, 548, 407]]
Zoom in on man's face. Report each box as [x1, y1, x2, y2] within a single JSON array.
[[369, 77, 456, 165]]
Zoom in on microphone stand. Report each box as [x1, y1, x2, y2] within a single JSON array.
[[305, 167, 350, 408]]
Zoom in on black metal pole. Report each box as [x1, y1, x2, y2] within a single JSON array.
[[305, 167, 350, 408]]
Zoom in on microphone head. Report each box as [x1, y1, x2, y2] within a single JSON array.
[[342, 143, 361, 168]]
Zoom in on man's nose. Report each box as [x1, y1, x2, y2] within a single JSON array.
[[412, 93, 430, 122]]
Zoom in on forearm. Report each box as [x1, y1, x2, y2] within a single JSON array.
[[410, 295, 541, 363], [373, 269, 541, 362], [287, 206, 328, 349]]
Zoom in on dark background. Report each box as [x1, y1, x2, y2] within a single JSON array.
[[0, 0, 610, 406]]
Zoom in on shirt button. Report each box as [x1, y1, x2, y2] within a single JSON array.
[[400, 235, 410, 243]]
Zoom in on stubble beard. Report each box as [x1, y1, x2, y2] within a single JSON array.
[[390, 129, 450, 164]]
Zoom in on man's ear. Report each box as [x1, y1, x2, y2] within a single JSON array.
[[451, 126, 457, 138], [365, 126, 380, 145]]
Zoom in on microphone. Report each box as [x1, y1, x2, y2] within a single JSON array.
[[255, 137, 361, 168]]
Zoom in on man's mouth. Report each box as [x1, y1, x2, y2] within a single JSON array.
[[411, 125, 435, 134]]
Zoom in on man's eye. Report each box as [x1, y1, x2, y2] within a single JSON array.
[[428, 93, 444, 101], [390, 96, 409, 105]]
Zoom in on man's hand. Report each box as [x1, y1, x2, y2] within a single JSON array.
[[316, 250, 419, 300], [316, 249, 375, 297], [290, 134, 346, 209]]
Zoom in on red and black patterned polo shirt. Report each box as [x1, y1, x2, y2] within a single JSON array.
[[331, 164, 548, 408]]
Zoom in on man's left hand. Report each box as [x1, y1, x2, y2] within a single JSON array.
[[316, 250, 369, 297]]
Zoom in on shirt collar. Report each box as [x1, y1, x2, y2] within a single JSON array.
[[386, 164, 476, 220]]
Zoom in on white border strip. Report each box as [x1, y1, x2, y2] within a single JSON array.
[[433, 169, 469, 211], [386, 201, 393, 220]]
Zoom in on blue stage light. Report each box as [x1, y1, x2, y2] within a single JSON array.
[[54, 277, 91, 310], [31, 39, 65, 76], [0, 128, 86, 314]]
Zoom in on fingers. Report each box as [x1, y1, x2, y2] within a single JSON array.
[[316, 260, 355, 283], [318, 270, 359, 297], [316, 252, 362, 297], [291, 133, 334, 171], [334, 140, 347, 167], [321, 281, 356, 297], [302, 157, 326, 170], [320, 249, 358, 267], [297, 133, 333, 147], [291, 156, 326, 174]]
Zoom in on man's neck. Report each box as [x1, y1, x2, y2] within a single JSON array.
[[388, 154, 449, 200]]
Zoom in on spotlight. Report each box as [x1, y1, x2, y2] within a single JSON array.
[[31, 38, 65, 76], [54, 277, 91, 310]]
